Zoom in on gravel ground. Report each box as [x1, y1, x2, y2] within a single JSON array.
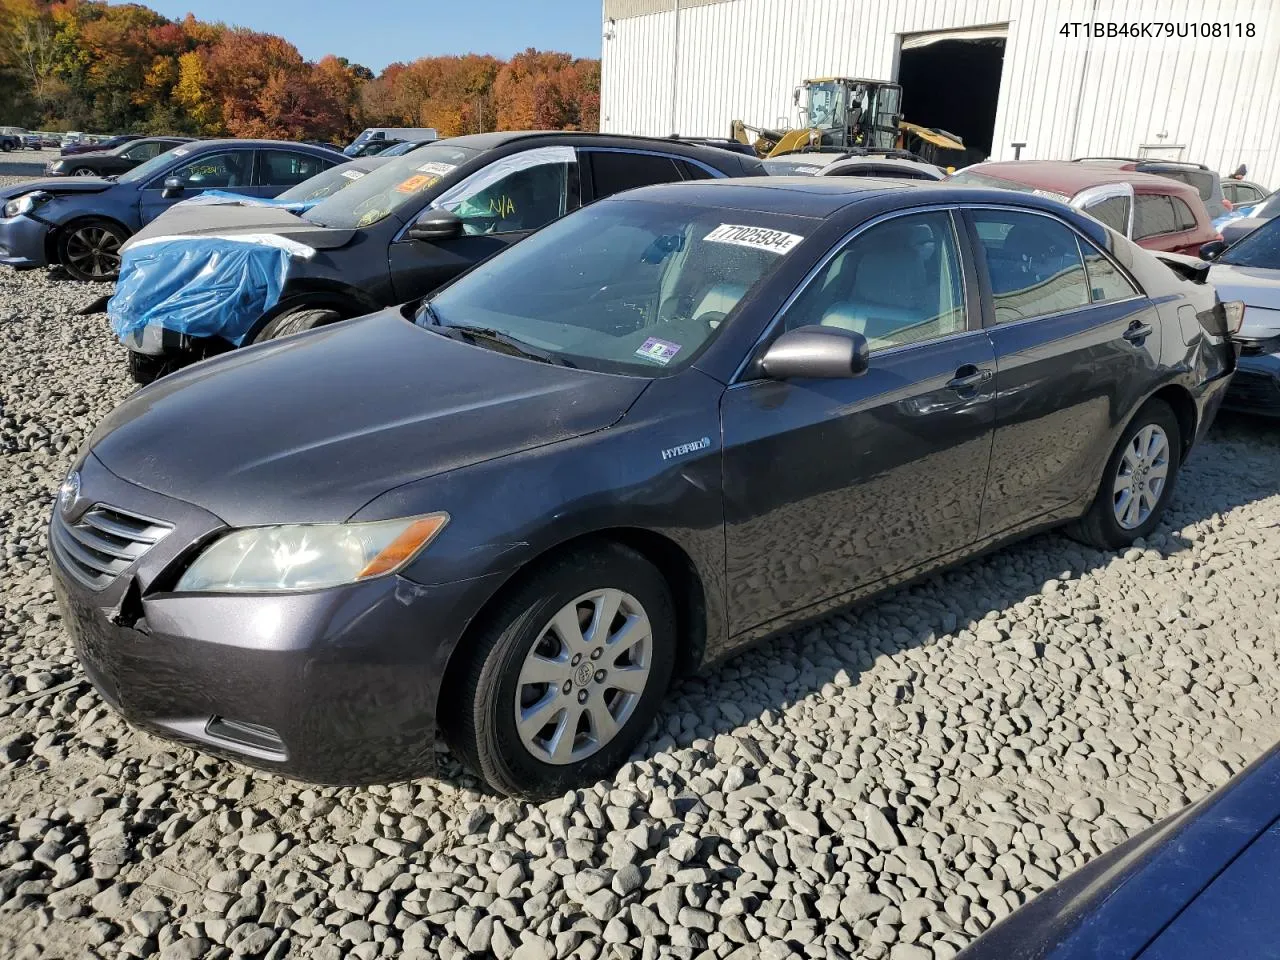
[[3, 157, 1280, 959]]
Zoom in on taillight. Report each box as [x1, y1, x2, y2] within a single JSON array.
[[1223, 300, 1246, 334]]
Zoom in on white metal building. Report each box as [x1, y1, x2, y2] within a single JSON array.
[[600, 0, 1280, 188]]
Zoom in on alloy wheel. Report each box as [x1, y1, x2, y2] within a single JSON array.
[[1112, 423, 1169, 530], [73, 168, 96, 177], [64, 226, 122, 279], [514, 588, 652, 765]]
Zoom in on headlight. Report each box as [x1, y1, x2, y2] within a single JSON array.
[[175, 513, 449, 593], [3, 193, 41, 218]]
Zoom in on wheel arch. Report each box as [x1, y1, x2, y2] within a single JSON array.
[[438, 527, 710, 707], [1148, 382, 1198, 459], [243, 281, 381, 342], [47, 213, 133, 266]]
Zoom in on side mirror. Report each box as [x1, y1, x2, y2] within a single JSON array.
[[161, 176, 184, 199], [1199, 239, 1227, 261], [407, 208, 463, 241], [759, 326, 869, 380]]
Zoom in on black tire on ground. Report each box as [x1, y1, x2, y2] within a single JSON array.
[[253, 306, 344, 343], [443, 542, 678, 799], [1067, 398, 1182, 550], [0, 141, 12, 153], [56, 218, 130, 282], [127, 351, 176, 385]]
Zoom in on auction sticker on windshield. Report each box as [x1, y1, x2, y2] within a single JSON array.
[[635, 337, 682, 365], [704, 223, 803, 254], [340, 169, 366, 180], [417, 161, 456, 177], [395, 174, 434, 194]]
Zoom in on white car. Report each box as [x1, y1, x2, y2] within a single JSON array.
[[763, 152, 945, 180]]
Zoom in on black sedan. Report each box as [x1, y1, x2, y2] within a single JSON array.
[[45, 136, 192, 178], [60, 133, 139, 156], [957, 742, 1280, 960], [107, 132, 765, 377], [51, 179, 1235, 797]]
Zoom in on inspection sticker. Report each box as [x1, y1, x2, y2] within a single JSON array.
[[416, 161, 456, 177], [395, 174, 434, 194], [704, 223, 803, 254], [635, 337, 682, 365], [340, 169, 366, 180]]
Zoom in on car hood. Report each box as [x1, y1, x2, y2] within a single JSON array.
[[0, 177, 115, 199], [87, 309, 648, 525], [125, 202, 357, 251]]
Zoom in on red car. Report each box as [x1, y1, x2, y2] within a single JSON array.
[[950, 160, 1221, 256]]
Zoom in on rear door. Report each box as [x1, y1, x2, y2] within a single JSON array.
[[1132, 192, 1206, 255], [965, 206, 1151, 537], [721, 208, 996, 633], [388, 145, 580, 302], [255, 149, 337, 199], [580, 149, 701, 203]]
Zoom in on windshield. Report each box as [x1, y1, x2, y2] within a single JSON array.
[[117, 144, 192, 184], [1221, 217, 1280, 269], [421, 198, 810, 375], [276, 162, 378, 203], [1253, 192, 1280, 220], [805, 81, 844, 130], [303, 143, 478, 228]]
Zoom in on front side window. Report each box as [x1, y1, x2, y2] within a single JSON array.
[[161, 150, 253, 189], [422, 199, 808, 375], [783, 211, 965, 351], [1133, 195, 1179, 239], [1083, 195, 1130, 235], [433, 147, 577, 236], [971, 210, 1090, 323]]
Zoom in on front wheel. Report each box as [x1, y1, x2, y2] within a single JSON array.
[[444, 543, 677, 798], [253, 306, 344, 343], [57, 219, 129, 282], [72, 167, 96, 177], [1067, 399, 1181, 549]]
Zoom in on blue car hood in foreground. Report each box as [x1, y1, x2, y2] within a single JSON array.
[[957, 743, 1280, 960], [87, 310, 647, 525]]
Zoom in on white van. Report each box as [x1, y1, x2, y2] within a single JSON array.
[[344, 127, 438, 157]]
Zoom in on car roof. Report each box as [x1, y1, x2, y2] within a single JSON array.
[[608, 175, 939, 217], [440, 130, 761, 161], [185, 138, 345, 154], [963, 160, 1203, 198]]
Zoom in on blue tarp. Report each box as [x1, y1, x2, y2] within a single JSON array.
[[108, 233, 316, 348], [173, 190, 320, 214]]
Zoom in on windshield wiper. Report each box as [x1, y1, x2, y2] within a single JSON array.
[[429, 321, 576, 368]]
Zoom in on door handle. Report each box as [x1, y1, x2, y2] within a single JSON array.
[[1122, 321, 1154, 344], [946, 365, 993, 391]]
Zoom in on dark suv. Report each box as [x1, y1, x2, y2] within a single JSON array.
[[108, 132, 766, 380]]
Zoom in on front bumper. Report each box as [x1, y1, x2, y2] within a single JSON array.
[[1222, 352, 1280, 418], [0, 214, 51, 268], [48, 454, 500, 784]]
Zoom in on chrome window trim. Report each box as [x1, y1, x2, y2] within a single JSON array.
[[730, 204, 971, 384]]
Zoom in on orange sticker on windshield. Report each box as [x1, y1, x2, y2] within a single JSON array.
[[395, 174, 438, 194]]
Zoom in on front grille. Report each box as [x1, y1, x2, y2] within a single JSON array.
[[1226, 371, 1280, 413], [51, 503, 172, 590]]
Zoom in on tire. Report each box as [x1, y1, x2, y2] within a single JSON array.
[[72, 167, 96, 177], [444, 542, 677, 799], [1067, 398, 1181, 550], [57, 218, 129, 282], [253, 306, 343, 343]]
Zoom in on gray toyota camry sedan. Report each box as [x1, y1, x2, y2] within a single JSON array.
[[50, 178, 1237, 797]]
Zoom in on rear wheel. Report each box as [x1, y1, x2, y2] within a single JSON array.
[[444, 543, 677, 798], [58, 219, 129, 282], [253, 306, 344, 343], [1067, 399, 1181, 549]]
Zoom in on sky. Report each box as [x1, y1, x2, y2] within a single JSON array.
[[138, 0, 604, 72]]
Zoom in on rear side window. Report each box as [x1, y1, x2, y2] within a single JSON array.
[[1133, 195, 1178, 239], [677, 160, 714, 180], [1083, 196, 1130, 235], [260, 150, 333, 187], [1172, 197, 1199, 231], [588, 151, 683, 198], [1150, 167, 1213, 202], [971, 210, 1090, 323], [1077, 239, 1139, 303]]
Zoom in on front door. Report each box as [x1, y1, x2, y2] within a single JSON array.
[[388, 145, 580, 303], [137, 148, 256, 224], [721, 209, 996, 634]]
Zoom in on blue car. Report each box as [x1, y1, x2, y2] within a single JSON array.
[[957, 742, 1280, 959], [0, 139, 345, 281]]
